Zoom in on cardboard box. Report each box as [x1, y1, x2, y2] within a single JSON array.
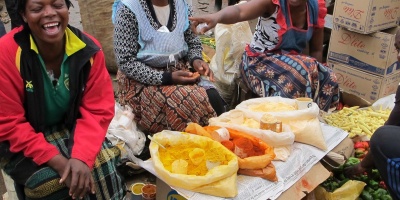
[[329, 61, 400, 103], [332, 0, 400, 34], [276, 162, 330, 200], [328, 25, 400, 76]]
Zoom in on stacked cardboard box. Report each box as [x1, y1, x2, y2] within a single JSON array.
[[328, 0, 400, 103]]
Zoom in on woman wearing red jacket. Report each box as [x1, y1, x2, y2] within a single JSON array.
[[0, 0, 125, 199]]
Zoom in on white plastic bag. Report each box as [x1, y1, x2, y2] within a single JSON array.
[[209, 110, 295, 161], [236, 97, 328, 150], [371, 94, 396, 110], [210, 20, 253, 103], [107, 103, 146, 159]]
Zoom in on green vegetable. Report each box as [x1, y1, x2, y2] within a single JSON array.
[[381, 194, 393, 200], [372, 188, 388, 199], [360, 190, 373, 200], [344, 157, 361, 168], [368, 179, 379, 190]]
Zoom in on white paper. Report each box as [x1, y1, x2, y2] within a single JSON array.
[[133, 123, 348, 200]]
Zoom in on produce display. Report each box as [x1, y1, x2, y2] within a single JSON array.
[[185, 123, 278, 182], [320, 146, 392, 200], [236, 97, 328, 150], [199, 36, 216, 49], [149, 131, 239, 197], [323, 106, 391, 138], [157, 135, 232, 176]]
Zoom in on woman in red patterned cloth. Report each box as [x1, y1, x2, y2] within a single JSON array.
[[190, 0, 339, 111]]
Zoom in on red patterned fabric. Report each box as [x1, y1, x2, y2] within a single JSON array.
[[117, 61, 216, 134]]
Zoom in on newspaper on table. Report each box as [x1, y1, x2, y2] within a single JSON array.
[[129, 123, 348, 200]]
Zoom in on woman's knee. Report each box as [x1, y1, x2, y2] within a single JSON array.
[[370, 125, 400, 153]]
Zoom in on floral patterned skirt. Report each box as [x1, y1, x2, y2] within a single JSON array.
[[240, 46, 339, 111], [116, 62, 217, 134]]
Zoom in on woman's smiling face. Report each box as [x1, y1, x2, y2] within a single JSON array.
[[21, 0, 69, 45]]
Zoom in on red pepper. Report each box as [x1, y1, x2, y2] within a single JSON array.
[[354, 142, 366, 149], [379, 181, 387, 189], [362, 141, 370, 149], [337, 102, 344, 110]]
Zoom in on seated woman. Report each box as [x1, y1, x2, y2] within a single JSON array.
[[112, 0, 226, 135], [0, 0, 125, 199], [190, 0, 339, 111]]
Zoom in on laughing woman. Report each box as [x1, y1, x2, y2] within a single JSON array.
[[0, 0, 125, 199]]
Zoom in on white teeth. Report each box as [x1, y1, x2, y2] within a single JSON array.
[[44, 23, 59, 28]]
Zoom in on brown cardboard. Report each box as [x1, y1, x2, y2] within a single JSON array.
[[328, 25, 400, 76], [332, 0, 400, 34], [277, 162, 331, 200], [329, 61, 400, 103]]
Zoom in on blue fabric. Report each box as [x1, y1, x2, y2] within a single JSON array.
[[120, 0, 189, 68], [111, 0, 122, 24], [240, 46, 339, 111], [0, 21, 6, 38], [387, 158, 400, 199], [277, 0, 318, 53]]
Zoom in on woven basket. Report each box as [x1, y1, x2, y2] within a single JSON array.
[[77, 0, 117, 73]]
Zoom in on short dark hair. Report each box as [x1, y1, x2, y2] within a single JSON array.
[[17, 0, 72, 25]]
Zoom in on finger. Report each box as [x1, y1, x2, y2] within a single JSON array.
[[182, 71, 193, 77], [202, 63, 209, 76], [76, 173, 87, 199], [69, 171, 79, 198], [78, 174, 90, 199], [182, 76, 198, 84], [189, 18, 200, 32], [60, 164, 71, 184], [209, 69, 215, 82], [89, 175, 96, 194]]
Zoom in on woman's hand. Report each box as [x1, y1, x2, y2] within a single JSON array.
[[192, 59, 215, 82], [189, 14, 219, 34], [47, 155, 73, 193], [60, 158, 95, 199], [172, 71, 200, 85]]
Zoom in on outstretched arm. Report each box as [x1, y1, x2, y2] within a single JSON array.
[[190, 0, 275, 34]]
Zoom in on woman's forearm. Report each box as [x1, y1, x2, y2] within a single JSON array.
[[216, 0, 273, 24]]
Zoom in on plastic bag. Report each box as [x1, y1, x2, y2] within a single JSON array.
[[314, 180, 366, 200], [185, 123, 278, 181], [106, 103, 146, 159], [150, 131, 239, 198], [210, 21, 253, 104], [208, 110, 295, 161], [371, 94, 396, 110], [236, 97, 328, 150]]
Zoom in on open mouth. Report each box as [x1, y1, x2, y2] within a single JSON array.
[[42, 22, 60, 35]]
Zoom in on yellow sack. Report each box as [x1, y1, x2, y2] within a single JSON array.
[[150, 131, 239, 198], [314, 180, 366, 200]]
